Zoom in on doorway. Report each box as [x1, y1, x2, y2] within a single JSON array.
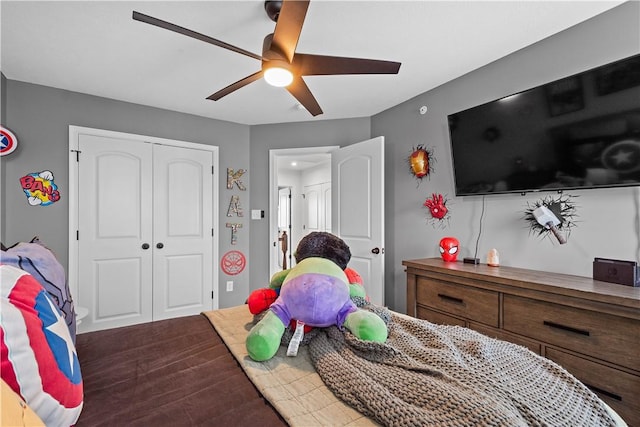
[[269, 146, 338, 277], [269, 137, 386, 305]]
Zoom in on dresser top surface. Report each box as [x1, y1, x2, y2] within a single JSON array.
[[403, 258, 640, 309]]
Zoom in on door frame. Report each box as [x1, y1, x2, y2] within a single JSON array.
[[68, 126, 220, 312], [268, 146, 338, 277]]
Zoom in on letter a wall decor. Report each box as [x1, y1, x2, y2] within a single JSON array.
[[227, 195, 243, 217]]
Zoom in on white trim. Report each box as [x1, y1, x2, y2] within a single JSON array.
[[68, 125, 219, 314]]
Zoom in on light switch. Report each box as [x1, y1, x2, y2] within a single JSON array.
[[251, 209, 262, 220]]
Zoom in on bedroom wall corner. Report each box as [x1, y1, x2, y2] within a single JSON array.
[[2, 80, 251, 310]]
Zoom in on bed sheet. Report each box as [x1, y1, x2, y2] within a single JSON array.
[[204, 305, 379, 427]]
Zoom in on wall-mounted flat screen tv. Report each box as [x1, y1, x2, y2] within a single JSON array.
[[448, 53, 640, 196]]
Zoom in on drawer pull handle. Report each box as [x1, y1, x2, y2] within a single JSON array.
[[543, 320, 590, 336], [438, 294, 464, 305], [584, 383, 622, 401]]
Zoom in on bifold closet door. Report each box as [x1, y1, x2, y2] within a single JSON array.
[[78, 137, 213, 332], [78, 135, 154, 332], [152, 144, 213, 321]]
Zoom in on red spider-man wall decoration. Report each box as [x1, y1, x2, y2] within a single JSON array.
[[408, 145, 435, 184], [424, 193, 451, 227]]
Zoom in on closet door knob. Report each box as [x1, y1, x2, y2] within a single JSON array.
[[371, 247, 380, 254], [141, 243, 150, 250], [156, 243, 164, 249]]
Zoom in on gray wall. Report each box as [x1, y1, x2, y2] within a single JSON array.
[[2, 2, 639, 314], [373, 1, 640, 312], [1, 80, 250, 308]]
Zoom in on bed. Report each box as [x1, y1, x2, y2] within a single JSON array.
[[1, 239, 628, 426], [74, 304, 627, 427]]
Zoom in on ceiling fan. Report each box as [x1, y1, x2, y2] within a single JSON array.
[[132, 0, 401, 116]]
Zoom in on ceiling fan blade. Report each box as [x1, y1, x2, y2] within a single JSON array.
[[293, 53, 401, 76], [286, 77, 322, 116], [133, 11, 262, 61], [271, 0, 310, 63], [207, 71, 264, 101]]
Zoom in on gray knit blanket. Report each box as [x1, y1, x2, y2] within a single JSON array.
[[305, 305, 616, 427]]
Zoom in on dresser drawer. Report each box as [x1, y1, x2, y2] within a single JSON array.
[[546, 348, 640, 427], [503, 295, 640, 371], [469, 322, 541, 355], [416, 277, 499, 327], [417, 306, 466, 326]]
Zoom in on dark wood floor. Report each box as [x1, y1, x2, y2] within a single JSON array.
[[76, 314, 287, 426]]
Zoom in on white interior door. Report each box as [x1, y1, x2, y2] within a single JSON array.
[[304, 183, 321, 233], [78, 135, 154, 331], [304, 182, 331, 233], [332, 136, 385, 305], [322, 183, 332, 231], [152, 144, 213, 320]]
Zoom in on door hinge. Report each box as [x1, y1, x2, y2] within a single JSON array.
[[211, 291, 214, 299], [71, 149, 81, 162], [212, 165, 214, 175], [76, 230, 79, 240], [211, 228, 214, 236]]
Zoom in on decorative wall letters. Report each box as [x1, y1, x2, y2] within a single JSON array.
[[226, 223, 243, 245], [227, 195, 243, 217], [227, 168, 247, 190]]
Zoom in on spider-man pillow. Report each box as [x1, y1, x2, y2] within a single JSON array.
[[1, 264, 83, 426]]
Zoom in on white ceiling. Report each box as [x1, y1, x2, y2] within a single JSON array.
[[0, 1, 625, 126]]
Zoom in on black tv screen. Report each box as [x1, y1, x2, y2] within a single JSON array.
[[448, 53, 640, 196]]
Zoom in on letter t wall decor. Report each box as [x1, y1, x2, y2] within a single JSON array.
[[226, 223, 242, 245]]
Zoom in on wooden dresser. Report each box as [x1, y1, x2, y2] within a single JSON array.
[[403, 258, 640, 426]]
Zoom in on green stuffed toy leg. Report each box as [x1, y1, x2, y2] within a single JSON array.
[[343, 310, 388, 343], [246, 310, 286, 361]]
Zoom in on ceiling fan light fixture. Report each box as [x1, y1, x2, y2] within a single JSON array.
[[264, 65, 293, 87]]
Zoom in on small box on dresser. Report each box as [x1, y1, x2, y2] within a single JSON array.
[[403, 258, 640, 426]]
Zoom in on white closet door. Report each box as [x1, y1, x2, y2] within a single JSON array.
[[152, 144, 213, 320], [304, 182, 331, 234], [78, 135, 153, 332], [304, 183, 321, 233], [322, 183, 332, 232]]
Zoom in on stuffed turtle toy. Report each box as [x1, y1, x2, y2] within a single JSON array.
[[245, 232, 388, 361]]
